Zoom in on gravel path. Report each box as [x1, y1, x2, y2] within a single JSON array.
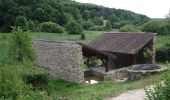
[[106, 89, 146, 100]]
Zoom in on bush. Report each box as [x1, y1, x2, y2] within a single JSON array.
[[104, 20, 112, 31], [9, 27, 34, 62], [0, 66, 26, 100], [39, 22, 64, 33], [65, 20, 83, 35], [23, 74, 48, 91], [119, 24, 140, 32], [28, 20, 36, 31], [142, 20, 170, 35], [156, 44, 170, 62], [0, 64, 50, 100], [84, 57, 103, 68], [80, 33, 85, 40], [14, 16, 29, 31], [145, 75, 170, 100], [82, 21, 95, 30], [89, 26, 103, 31]]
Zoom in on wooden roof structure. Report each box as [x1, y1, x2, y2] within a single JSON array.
[[78, 42, 116, 59], [89, 32, 156, 55]]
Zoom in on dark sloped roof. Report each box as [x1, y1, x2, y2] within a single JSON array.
[[89, 32, 156, 54], [78, 42, 116, 59]]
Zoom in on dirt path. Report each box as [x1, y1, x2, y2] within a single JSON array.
[[106, 89, 146, 100]]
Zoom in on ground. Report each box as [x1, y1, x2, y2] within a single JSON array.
[[0, 31, 170, 99], [107, 88, 145, 100]]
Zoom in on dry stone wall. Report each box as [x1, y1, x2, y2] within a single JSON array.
[[104, 67, 128, 80], [34, 40, 84, 83]]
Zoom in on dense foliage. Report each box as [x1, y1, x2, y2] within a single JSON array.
[[145, 75, 170, 100], [119, 24, 140, 32], [65, 20, 83, 35], [39, 22, 64, 33], [82, 21, 95, 30], [89, 26, 103, 31], [142, 19, 170, 35], [0, 0, 150, 32], [156, 44, 170, 62], [9, 27, 34, 62], [104, 20, 112, 31], [84, 57, 103, 68], [80, 33, 86, 40]]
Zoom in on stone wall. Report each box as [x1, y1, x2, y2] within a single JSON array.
[[104, 67, 128, 80], [34, 40, 84, 83]]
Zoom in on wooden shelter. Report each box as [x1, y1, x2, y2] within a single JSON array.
[[78, 43, 116, 72], [86, 32, 156, 71]]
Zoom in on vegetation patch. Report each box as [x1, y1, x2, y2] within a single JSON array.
[[39, 22, 64, 33], [23, 74, 48, 91]]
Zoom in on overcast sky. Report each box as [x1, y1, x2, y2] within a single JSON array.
[[74, 0, 170, 18]]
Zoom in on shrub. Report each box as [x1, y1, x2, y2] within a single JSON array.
[[84, 57, 102, 68], [14, 16, 29, 31], [9, 27, 34, 62], [89, 26, 103, 31], [65, 20, 83, 35], [156, 44, 170, 62], [28, 20, 36, 31], [0, 66, 26, 100], [82, 21, 95, 30], [142, 20, 170, 35], [104, 20, 112, 31], [145, 75, 170, 100], [80, 33, 85, 40], [39, 22, 64, 33], [119, 24, 140, 32], [23, 74, 48, 91]]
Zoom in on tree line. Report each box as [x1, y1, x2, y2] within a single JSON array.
[[0, 0, 150, 32]]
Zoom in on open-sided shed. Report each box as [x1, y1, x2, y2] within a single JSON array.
[[88, 32, 156, 70]]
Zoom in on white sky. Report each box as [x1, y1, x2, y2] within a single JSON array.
[[74, 0, 170, 18]]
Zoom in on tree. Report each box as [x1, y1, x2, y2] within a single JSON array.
[[65, 20, 83, 35], [9, 27, 34, 62], [82, 10, 91, 21], [104, 20, 112, 31], [82, 21, 95, 30], [142, 20, 170, 35], [90, 17, 103, 25], [14, 16, 28, 31], [28, 20, 36, 31]]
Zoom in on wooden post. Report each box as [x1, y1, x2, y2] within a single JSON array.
[[133, 54, 137, 64]]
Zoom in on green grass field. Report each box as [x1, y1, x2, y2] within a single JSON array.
[[29, 31, 103, 44], [29, 31, 170, 47], [0, 31, 170, 99]]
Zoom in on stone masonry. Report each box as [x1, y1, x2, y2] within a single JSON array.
[[34, 40, 84, 83]]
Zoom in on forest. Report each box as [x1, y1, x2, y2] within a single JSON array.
[[0, 0, 150, 32]]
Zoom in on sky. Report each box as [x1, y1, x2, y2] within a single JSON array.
[[74, 0, 170, 18]]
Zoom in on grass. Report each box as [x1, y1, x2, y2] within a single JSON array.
[[29, 30, 105, 44], [0, 31, 170, 99]]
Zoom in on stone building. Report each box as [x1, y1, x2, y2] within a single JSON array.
[[34, 32, 156, 83]]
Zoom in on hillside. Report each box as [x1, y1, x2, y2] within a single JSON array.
[[0, 0, 150, 32]]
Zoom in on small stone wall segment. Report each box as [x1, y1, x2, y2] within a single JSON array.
[[34, 40, 84, 83], [104, 67, 128, 80]]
